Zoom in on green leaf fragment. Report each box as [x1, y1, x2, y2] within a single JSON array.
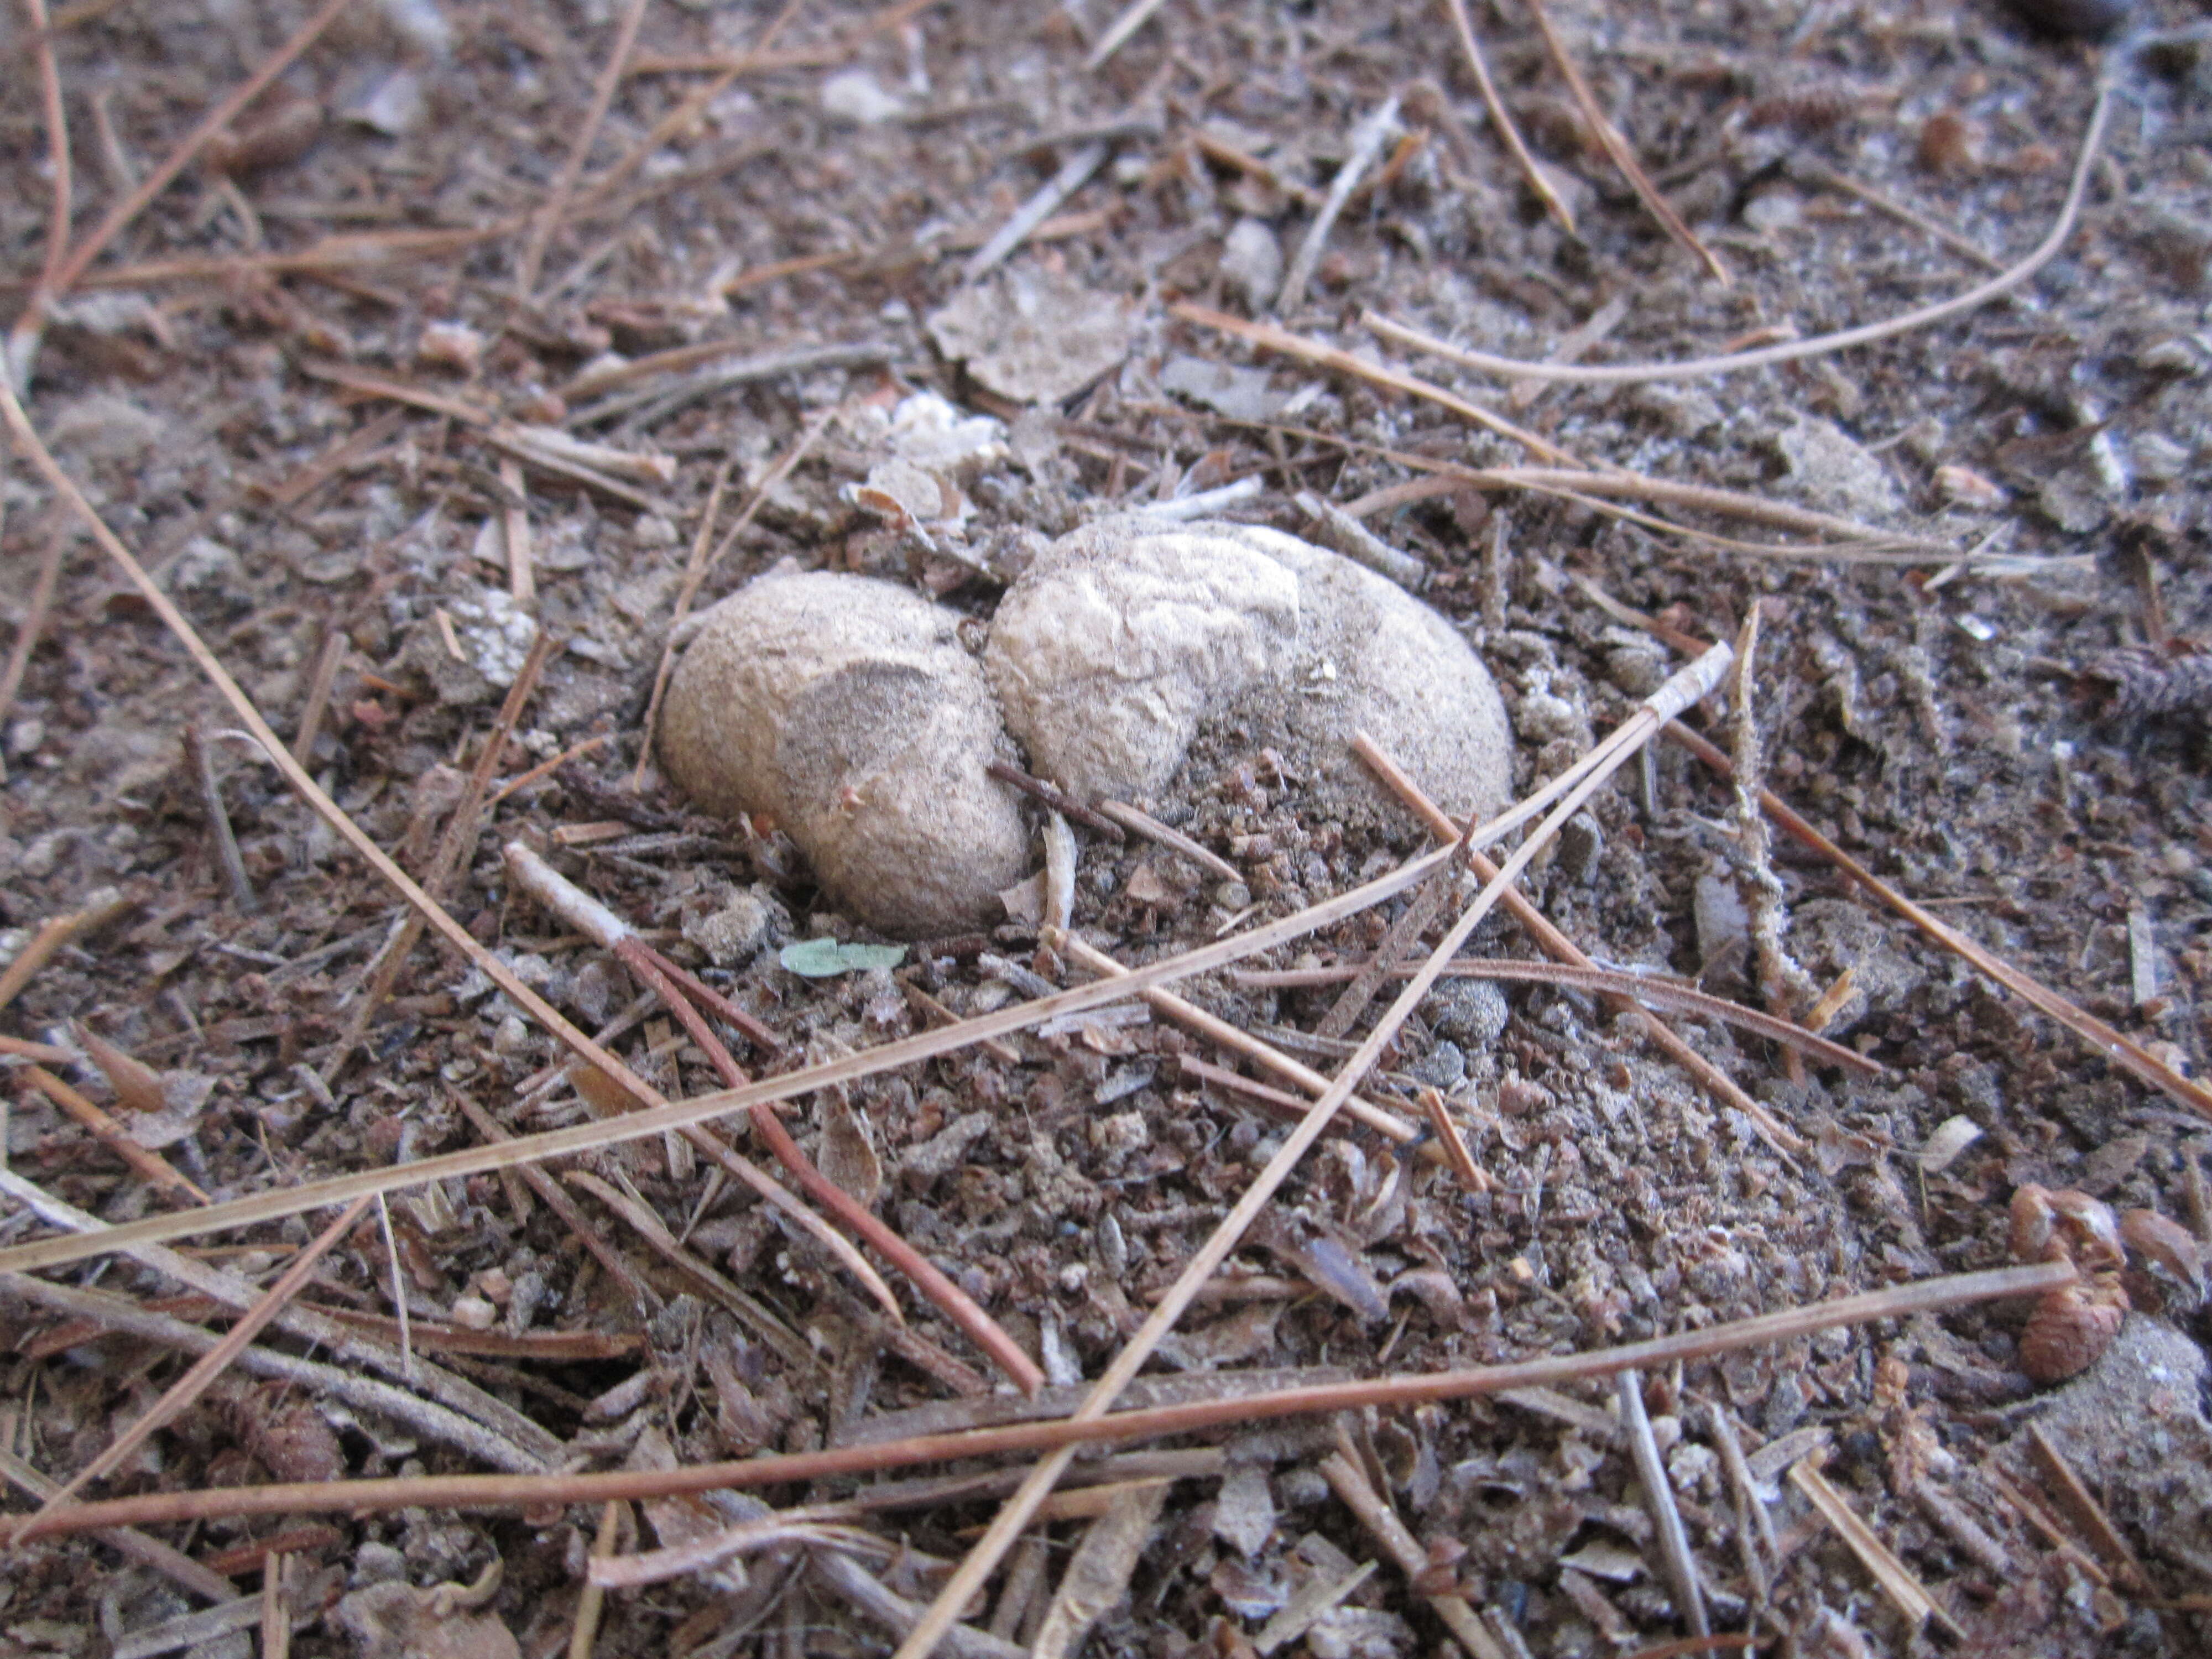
[[778, 938, 907, 978]]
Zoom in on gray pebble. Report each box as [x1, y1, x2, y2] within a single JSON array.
[[1406, 1040, 1467, 1090], [1425, 978, 1509, 1047]]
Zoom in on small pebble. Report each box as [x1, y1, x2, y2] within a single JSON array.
[[1407, 1040, 1467, 1090], [1426, 978, 1509, 1047]]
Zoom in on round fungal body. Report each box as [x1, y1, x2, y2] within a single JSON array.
[[660, 572, 1027, 937]]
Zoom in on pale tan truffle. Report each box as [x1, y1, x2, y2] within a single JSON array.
[[660, 572, 1027, 937], [987, 518, 1512, 826]]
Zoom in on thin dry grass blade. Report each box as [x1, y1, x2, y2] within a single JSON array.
[[515, 0, 651, 298], [1360, 84, 2110, 386], [1439, 0, 1572, 232], [1522, 0, 1727, 285], [0, 1261, 2073, 1542]]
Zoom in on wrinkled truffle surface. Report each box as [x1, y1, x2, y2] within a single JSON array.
[[660, 572, 1027, 937]]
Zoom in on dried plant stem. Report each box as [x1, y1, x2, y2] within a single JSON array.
[[1665, 720, 2212, 1125], [1095, 799, 1238, 883], [0, 523, 66, 785], [5, 0, 68, 391], [508, 843, 1044, 1395], [1085, 0, 1170, 69], [515, 0, 651, 299], [1523, 0, 1726, 285], [1789, 1459, 1956, 1636], [1362, 84, 2110, 385], [1229, 958, 1875, 1074], [965, 141, 1112, 285], [1352, 735, 1810, 1155], [1062, 936, 1418, 1146], [183, 724, 255, 912], [1168, 302, 1583, 466], [1277, 95, 1400, 314], [14, 1196, 371, 1539], [893, 645, 1733, 1659], [1726, 613, 1815, 1083], [0, 1261, 2072, 1542], [1438, 0, 1573, 232], [986, 762, 1125, 841], [1618, 1369, 1708, 1636], [0, 893, 132, 1015], [1321, 1448, 1505, 1659], [23, 1065, 209, 1203]]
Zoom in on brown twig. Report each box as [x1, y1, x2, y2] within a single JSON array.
[[1321, 1447, 1505, 1659], [515, 0, 652, 299], [1167, 302, 1584, 467], [1228, 958, 1877, 1075], [0, 1261, 2073, 1542], [985, 761, 1125, 841], [1665, 720, 2212, 1126], [1618, 1369, 1708, 1637], [1085, 0, 1170, 69], [1438, 0, 1574, 232], [1094, 799, 1238, 883], [288, 624, 348, 768], [1361, 84, 2110, 385], [1790, 1459, 1958, 1637], [0, 894, 133, 1016], [14, 1196, 372, 1538], [22, 1065, 208, 1203], [1522, 0, 1728, 285], [3, 0, 71, 389], [1277, 95, 1401, 315], [183, 725, 256, 913], [1417, 1087, 1490, 1193]]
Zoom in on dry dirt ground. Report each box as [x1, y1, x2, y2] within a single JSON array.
[[3, 0, 2212, 1656]]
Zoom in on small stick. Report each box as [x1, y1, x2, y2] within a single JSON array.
[[1726, 611, 1815, 1084], [373, 1193, 414, 1383], [900, 975, 1022, 1066], [1618, 1370, 1708, 1637], [0, 1260, 2075, 1541], [1360, 84, 2110, 387], [4, 0, 71, 389], [1167, 302, 1585, 467], [1094, 799, 1237, 883], [1438, 0, 1573, 233], [2026, 1426, 2150, 1590], [288, 625, 348, 767], [260, 1554, 289, 1659], [1084, 0, 1170, 69], [486, 733, 614, 807], [22, 1065, 208, 1203], [1507, 294, 1630, 411], [1793, 161, 2004, 273], [1417, 1087, 1489, 1192], [14, 1195, 372, 1539], [1177, 1052, 1415, 1146], [1788, 1459, 1958, 1638], [1228, 959, 1877, 1074], [514, 0, 651, 299], [964, 142, 1112, 285], [0, 523, 66, 785], [1319, 1448, 1506, 1659], [499, 459, 535, 608], [1277, 95, 1400, 315], [1524, 0, 1727, 285], [986, 761, 1125, 841], [1294, 491, 1428, 590], [184, 725, 256, 912]]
